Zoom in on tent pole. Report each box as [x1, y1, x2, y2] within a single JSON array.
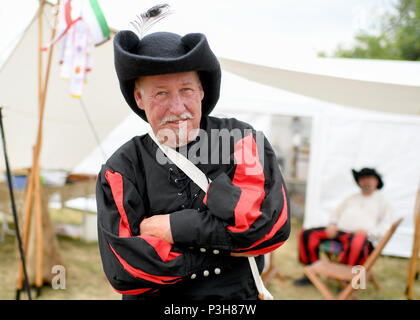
[[34, 0, 60, 295], [35, 0, 61, 296], [34, 0, 46, 296], [40, 0, 60, 108], [15, 0, 63, 299]]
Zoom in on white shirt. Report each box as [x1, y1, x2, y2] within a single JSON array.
[[330, 191, 393, 246]]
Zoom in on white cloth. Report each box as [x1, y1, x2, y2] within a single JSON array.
[[329, 191, 393, 246]]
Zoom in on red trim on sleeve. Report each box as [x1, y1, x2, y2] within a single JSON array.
[[240, 241, 285, 256], [111, 286, 153, 295], [105, 170, 133, 238], [109, 244, 182, 285], [232, 184, 288, 253], [139, 234, 181, 262], [228, 133, 265, 233]]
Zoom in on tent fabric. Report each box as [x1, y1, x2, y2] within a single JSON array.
[[0, 7, 130, 174], [304, 111, 420, 258], [219, 57, 420, 116]]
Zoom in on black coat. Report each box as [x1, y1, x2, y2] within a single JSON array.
[[96, 116, 290, 300]]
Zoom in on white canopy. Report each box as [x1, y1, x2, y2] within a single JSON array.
[[219, 57, 420, 116], [0, 6, 130, 173]]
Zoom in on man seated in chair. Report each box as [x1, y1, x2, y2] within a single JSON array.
[[294, 168, 392, 286]]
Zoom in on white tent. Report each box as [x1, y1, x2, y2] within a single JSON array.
[[0, 4, 130, 174], [219, 56, 420, 116]]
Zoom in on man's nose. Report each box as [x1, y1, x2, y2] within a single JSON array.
[[168, 93, 186, 115]]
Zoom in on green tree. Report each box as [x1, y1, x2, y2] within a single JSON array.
[[322, 0, 420, 61], [392, 0, 420, 60]]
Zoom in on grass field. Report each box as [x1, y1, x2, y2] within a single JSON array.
[[0, 233, 119, 300], [0, 214, 419, 300]]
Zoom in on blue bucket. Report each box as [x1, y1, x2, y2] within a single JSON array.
[[4, 175, 27, 190]]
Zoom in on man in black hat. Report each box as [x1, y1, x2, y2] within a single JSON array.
[[95, 26, 290, 300], [294, 168, 392, 286]]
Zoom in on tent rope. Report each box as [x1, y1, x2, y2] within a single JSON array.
[[79, 97, 107, 161]]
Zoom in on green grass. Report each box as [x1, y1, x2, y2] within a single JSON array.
[[0, 234, 119, 300], [0, 212, 419, 300], [49, 207, 84, 225]]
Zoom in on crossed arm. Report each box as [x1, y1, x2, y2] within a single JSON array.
[[140, 214, 256, 257]]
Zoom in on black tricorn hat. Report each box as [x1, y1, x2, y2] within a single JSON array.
[[113, 30, 221, 122], [352, 168, 384, 190]]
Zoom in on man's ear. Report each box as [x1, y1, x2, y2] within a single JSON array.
[[198, 83, 204, 101], [134, 86, 145, 110]]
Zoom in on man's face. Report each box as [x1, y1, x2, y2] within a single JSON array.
[[358, 175, 379, 195], [134, 71, 204, 147]]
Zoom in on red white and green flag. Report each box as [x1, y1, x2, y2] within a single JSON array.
[[42, 0, 110, 97], [82, 0, 110, 46]]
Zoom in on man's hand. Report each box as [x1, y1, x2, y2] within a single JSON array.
[[325, 223, 338, 239], [140, 214, 173, 244]]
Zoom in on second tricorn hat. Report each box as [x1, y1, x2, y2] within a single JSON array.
[[352, 168, 384, 190], [113, 30, 221, 122]]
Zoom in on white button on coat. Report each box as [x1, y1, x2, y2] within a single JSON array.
[[203, 270, 209, 277], [191, 274, 197, 280], [213, 249, 219, 255], [200, 248, 206, 253], [214, 268, 221, 275]]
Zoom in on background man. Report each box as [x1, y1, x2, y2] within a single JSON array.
[[294, 168, 392, 286]]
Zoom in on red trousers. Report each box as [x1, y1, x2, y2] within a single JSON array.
[[298, 227, 374, 266]]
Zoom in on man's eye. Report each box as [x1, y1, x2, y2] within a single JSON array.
[[156, 91, 167, 96], [182, 88, 193, 92]]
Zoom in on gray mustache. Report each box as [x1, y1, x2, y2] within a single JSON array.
[[160, 113, 194, 126]]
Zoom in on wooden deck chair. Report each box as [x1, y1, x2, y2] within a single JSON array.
[[304, 218, 403, 300], [319, 240, 380, 290], [406, 185, 420, 300]]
